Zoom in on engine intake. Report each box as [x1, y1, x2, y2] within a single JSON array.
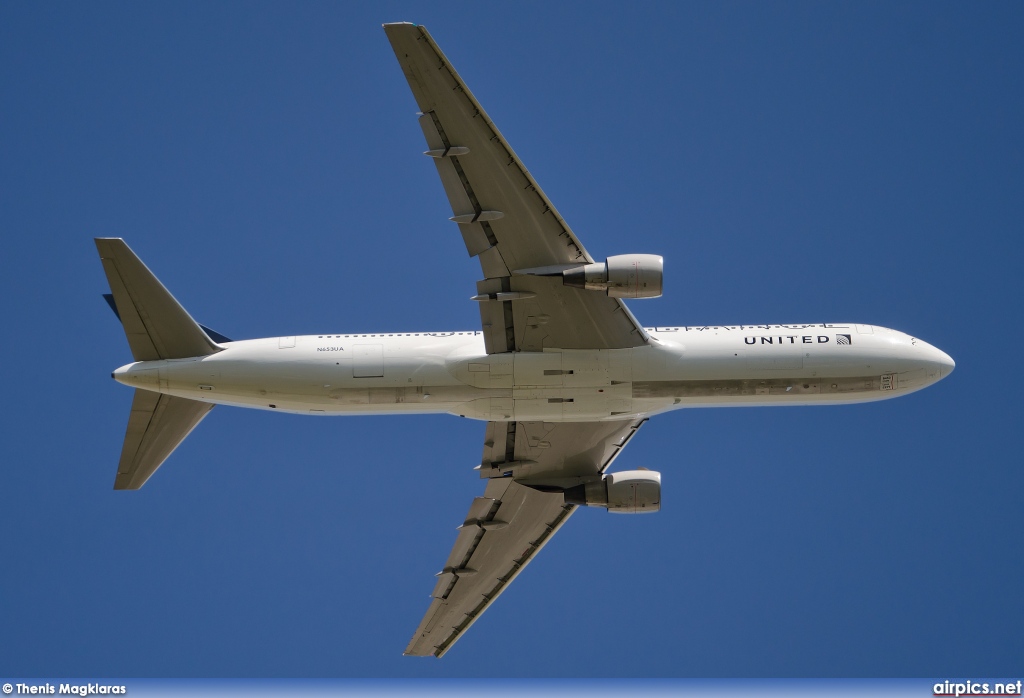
[[562, 254, 663, 299], [564, 469, 661, 514]]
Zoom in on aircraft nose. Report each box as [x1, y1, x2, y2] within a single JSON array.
[[937, 349, 955, 379], [918, 341, 955, 380]]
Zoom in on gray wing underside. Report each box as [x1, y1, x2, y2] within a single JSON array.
[[404, 418, 645, 657], [383, 23, 648, 353]]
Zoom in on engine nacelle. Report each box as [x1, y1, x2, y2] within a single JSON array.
[[563, 469, 661, 514], [562, 254, 663, 299]]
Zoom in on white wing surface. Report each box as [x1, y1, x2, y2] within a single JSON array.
[[405, 418, 645, 657], [384, 23, 648, 353]]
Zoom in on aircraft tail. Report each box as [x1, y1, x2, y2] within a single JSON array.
[[96, 238, 221, 489], [95, 238, 222, 361], [114, 389, 214, 490]]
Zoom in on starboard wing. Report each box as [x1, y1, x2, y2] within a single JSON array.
[[384, 23, 648, 353]]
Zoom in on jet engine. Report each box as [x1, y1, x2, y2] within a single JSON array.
[[563, 254, 663, 298], [563, 469, 661, 514]]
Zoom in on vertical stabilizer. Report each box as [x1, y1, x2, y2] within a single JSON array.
[[95, 238, 221, 361], [115, 389, 214, 490]]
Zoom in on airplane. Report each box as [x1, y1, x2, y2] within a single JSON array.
[[95, 22, 955, 657]]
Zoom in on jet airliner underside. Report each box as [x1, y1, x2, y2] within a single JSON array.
[[96, 23, 954, 657]]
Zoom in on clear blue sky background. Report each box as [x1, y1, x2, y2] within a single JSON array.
[[1, 1, 1021, 678]]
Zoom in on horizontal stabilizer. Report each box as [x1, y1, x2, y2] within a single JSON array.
[[115, 389, 214, 490], [95, 238, 221, 361]]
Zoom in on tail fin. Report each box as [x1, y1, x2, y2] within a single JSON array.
[[103, 293, 234, 344], [115, 389, 214, 490], [95, 238, 221, 361]]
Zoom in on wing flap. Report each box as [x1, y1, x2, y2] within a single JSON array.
[[442, 496, 500, 572]]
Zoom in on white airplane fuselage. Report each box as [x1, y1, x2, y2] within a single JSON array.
[[113, 323, 954, 422]]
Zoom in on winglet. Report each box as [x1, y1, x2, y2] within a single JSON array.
[[95, 238, 222, 361]]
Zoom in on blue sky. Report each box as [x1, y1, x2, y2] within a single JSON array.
[[1, 1, 1021, 678]]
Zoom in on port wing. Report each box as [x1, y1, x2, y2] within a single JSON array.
[[405, 418, 645, 656]]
